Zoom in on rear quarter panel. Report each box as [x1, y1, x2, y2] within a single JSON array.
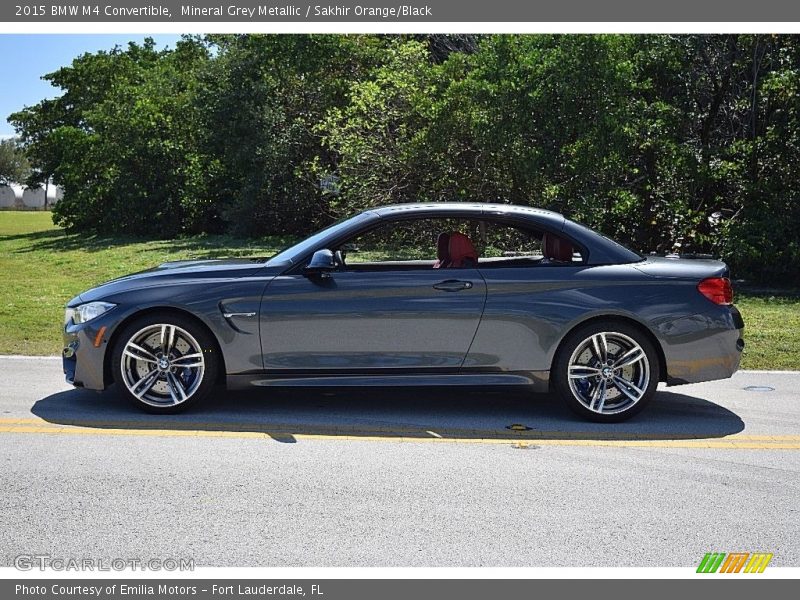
[[465, 263, 742, 383]]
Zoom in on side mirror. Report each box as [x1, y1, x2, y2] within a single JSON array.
[[304, 249, 336, 278]]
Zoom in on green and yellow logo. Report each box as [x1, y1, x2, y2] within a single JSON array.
[[697, 552, 773, 573]]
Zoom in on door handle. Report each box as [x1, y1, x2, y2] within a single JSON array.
[[433, 280, 473, 292]]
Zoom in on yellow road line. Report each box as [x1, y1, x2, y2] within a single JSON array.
[[0, 418, 799, 449], [1, 417, 797, 440]]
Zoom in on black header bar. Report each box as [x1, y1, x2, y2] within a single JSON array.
[[3, 0, 800, 22]]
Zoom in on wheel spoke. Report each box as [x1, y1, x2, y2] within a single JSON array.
[[591, 333, 608, 363], [589, 380, 607, 412], [170, 352, 204, 368], [166, 372, 188, 404], [614, 346, 645, 369], [161, 324, 176, 355], [569, 365, 601, 379], [613, 375, 644, 403], [132, 369, 160, 399], [124, 342, 157, 364]]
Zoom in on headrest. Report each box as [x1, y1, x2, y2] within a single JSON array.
[[448, 232, 478, 266], [542, 232, 574, 263]]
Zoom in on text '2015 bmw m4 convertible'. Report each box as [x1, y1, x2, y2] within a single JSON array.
[[63, 203, 744, 422]]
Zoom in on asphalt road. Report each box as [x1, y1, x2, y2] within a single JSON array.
[[1, 357, 798, 568]]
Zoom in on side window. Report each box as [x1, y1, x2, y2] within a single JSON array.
[[338, 218, 468, 268], [333, 216, 584, 270], [476, 223, 543, 262], [473, 221, 584, 267]]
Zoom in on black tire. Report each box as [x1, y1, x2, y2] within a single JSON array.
[[552, 321, 660, 423], [112, 312, 220, 414]]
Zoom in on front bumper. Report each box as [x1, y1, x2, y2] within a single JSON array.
[[63, 312, 118, 391]]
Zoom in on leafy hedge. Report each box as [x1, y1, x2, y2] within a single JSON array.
[[10, 34, 800, 284]]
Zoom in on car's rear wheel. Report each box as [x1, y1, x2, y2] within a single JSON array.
[[112, 313, 219, 414], [553, 322, 659, 422]]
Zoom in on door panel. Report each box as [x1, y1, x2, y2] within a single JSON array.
[[260, 269, 487, 371]]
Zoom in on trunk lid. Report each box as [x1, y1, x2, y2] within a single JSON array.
[[633, 256, 729, 280]]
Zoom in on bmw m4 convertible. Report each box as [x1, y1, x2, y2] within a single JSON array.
[[63, 203, 744, 422]]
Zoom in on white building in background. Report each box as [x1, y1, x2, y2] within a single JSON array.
[[22, 186, 45, 208], [0, 181, 63, 209], [0, 185, 16, 208]]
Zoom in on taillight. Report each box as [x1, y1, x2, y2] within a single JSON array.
[[697, 277, 733, 305]]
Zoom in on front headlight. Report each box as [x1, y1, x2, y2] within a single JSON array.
[[65, 301, 116, 326]]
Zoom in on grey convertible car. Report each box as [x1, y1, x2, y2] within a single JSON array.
[[63, 203, 744, 422]]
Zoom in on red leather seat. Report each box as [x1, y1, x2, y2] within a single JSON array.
[[542, 232, 574, 263], [434, 231, 478, 268]]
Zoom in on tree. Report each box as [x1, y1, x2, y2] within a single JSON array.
[[316, 40, 437, 215], [0, 138, 30, 185], [8, 34, 800, 283], [10, 36, 210, 234], [319, 36, 639, 225], [194, 34, 383, 235]]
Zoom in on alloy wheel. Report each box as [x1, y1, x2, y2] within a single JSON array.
[[566, 331, 650, 415], [120, 324, 206, 407]]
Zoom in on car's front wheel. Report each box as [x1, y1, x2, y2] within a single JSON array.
[[553, 322, 659, 423], [112, 313, 219, 414]]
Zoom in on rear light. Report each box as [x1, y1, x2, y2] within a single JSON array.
[[697, 277, 733, 305]]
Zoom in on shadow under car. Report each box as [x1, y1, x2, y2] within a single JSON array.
[[30, 385, 746, 443]]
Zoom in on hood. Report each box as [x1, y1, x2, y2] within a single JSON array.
[[69, 258, 279, 306]]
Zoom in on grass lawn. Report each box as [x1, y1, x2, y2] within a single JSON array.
[[734, 294, 800, 370], [0, 211, 798, 370], [0, 211, 289, 355]]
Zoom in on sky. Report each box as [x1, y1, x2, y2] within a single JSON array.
[[0, 34, 182, 138]]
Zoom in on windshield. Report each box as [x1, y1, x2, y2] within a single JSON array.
[[265, 212, 376, 265]]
